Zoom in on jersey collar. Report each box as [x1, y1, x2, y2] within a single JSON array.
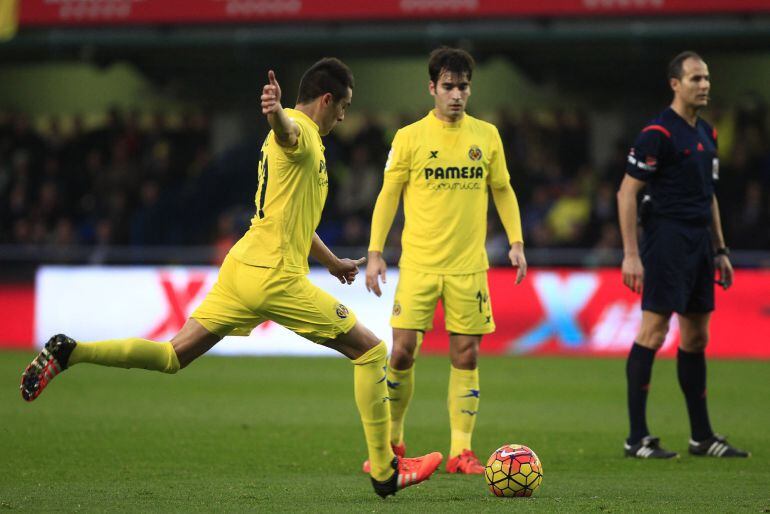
[[427, 109, 465, 129], [285, 107, 320, 133]]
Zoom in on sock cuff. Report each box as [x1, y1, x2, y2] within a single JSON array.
[[352, 340, 387, 366], [450, 365, 479, 380], [164, 342, 181, 374], [630, 342, 657, 360], [677, 347, 706, 358], [387, 365, 413, 379]]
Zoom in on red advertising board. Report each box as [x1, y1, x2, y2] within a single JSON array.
[[0, 284, 35, 350], [19, 0, 770, 27], [422, 269, 770, 358], [2, 267, 769, 358]]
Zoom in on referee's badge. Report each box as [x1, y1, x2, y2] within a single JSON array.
[[468, 145, 482, 161], [712, 158, 720, 180]]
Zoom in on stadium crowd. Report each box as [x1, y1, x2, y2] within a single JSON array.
[[1, 101, 769, 264]]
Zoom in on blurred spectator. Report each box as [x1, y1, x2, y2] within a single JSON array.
[[0, 104, 767, 265]]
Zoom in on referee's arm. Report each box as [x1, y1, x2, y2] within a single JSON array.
[[617, 174, 647, 294], [710, 195, 734, 289]]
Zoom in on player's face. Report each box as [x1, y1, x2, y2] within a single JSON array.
[[673, 58, 710, 109], [320, 87, 352, 135], [430, 70, 471, 122]]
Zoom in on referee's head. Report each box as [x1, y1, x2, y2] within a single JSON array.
[[668, 51, 710, 110]]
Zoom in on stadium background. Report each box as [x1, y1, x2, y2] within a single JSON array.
[[2, 2, 770, 511], [1, 0, 769, 356]]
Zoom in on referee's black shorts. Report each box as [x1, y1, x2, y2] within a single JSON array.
[[640, 218, 715, 314]]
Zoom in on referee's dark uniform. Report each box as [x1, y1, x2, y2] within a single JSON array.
[[625, 107, 719, 314]]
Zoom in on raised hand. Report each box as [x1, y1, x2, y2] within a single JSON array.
[[261, 70, 283, 115]]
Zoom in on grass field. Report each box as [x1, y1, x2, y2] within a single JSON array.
[[1, 351, 768, 512]]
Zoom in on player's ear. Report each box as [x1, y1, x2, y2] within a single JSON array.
[[320, 92, 333, 107], [429, 81, 436, 97]]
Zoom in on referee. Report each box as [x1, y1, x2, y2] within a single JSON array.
[[617, 51, 749, 459]]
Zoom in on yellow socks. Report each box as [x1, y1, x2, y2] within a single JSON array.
[[448, 365, 480, 457], [69, 338, 180, 374], [352, 341, 394, 481], [387, 330, 422, 446], [387, 365, 414, 446]]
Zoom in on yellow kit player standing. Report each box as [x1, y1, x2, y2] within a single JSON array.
[[364, 47, 527, 474], [20, 58, 442, 498]]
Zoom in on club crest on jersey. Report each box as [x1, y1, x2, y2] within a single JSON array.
[[335, 304, 349, 319], [392, 301, 402, 316], [468, 145, 482, 161]]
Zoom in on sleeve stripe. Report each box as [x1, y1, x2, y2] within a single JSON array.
[[642, 124, 671, 138], [712, 127, 718, 140]]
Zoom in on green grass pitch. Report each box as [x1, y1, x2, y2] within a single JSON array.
[[1, 351, 768, 512]]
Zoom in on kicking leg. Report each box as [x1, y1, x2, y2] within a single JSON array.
[[21, 319, 221, 401]]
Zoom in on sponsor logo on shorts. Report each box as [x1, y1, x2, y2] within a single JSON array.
[[392, 300, 402, 316], [468, 145, 482, 161], [335, 304, 349, 319]]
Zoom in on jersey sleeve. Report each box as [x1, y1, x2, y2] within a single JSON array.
[[487, 126, 511, 188], [625, 126, 672, 181], [383, 128, 410, 183], [271, 114, 310, 161]]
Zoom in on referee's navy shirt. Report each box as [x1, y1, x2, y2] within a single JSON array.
[[625, 107, 718, 225]]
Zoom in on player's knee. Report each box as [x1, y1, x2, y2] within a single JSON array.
[[390, 346, 415, 369], [636, 318, 670, 350], [637, 328, 668, 350], [681, 332, 709, 352], [451, 351, 477, 370]]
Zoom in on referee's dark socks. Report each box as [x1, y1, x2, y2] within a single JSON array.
[[626, 342, 656, 445], [677, 348, 714, 442]]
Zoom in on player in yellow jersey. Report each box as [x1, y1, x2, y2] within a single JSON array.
[[20, 58, 442, 498], [363, 48, 527, 475]]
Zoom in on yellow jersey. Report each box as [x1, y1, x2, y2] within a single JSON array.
[[229, 109, 328, 275], [385, 110, 510, 274]]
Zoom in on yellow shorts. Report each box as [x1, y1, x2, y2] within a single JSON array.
[[390, 268, 494, 335], [191, 254, 357, 343]]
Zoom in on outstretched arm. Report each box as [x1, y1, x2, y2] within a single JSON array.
[[310, 233, 366, 285], [490, 183, 527, 284], [261, 70, 299, 148], [366, 180, 404, 296]]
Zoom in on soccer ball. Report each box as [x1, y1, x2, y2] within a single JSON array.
[[484, 444, 543, 497]]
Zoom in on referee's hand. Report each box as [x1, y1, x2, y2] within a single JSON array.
[[622, 254, 644, 294], [714, 254, 733, 290]]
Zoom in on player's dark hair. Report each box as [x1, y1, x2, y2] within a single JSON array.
[[296, 57, 354, 104], [428, 47, 475, 83], [668, 51, 704, 80]]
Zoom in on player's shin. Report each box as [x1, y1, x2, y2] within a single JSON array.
[[448, 365, 480, 456], [386, 365, 414, 446], [352, 341, 395, 481], [69, 338, 180, 374]]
